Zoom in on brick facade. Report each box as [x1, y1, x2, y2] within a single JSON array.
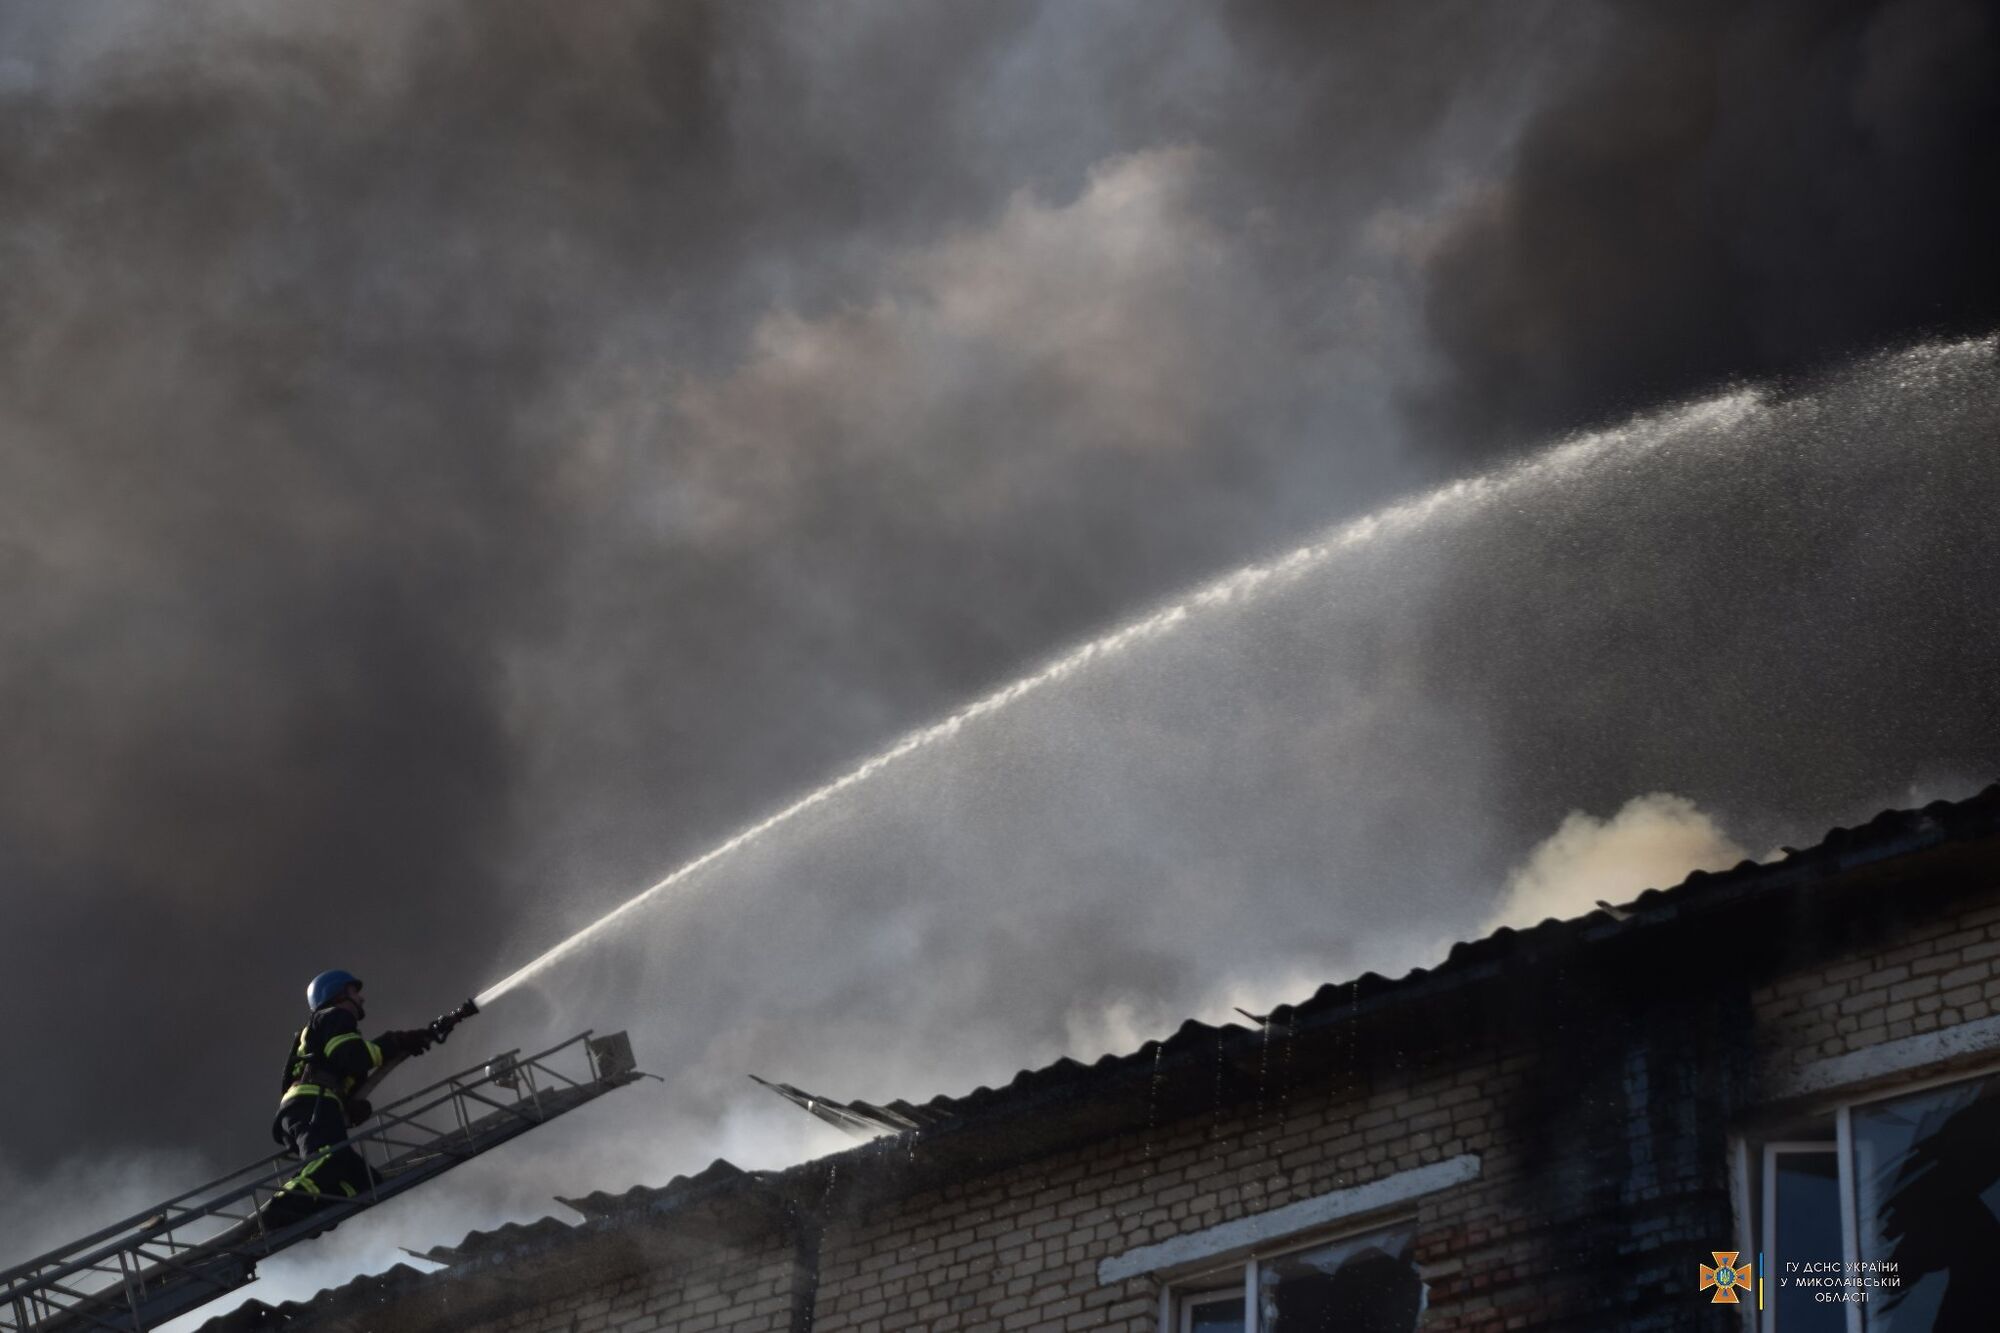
[[1755, 898, 2000, 1071], [469, 1237, 800, 1333]]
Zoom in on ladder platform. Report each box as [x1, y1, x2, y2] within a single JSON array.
[[1, 1031, 642, 1333]]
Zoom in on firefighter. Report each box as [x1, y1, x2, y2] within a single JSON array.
[[270, 969, 438, 1212]]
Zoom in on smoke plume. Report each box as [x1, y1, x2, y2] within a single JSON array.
[[1414, 0, 2000, 451]]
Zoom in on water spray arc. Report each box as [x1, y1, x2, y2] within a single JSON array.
[[475, 387, 1773, 1007]]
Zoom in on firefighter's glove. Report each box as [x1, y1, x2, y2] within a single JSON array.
[[380, 1029, 436, 1058], [347, 1098, 374, 1126]]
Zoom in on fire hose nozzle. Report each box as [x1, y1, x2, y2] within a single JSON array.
[[429, 997, 480, 1044]]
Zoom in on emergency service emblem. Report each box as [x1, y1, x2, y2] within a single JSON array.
[[1700, 1251, 1750, 1304]]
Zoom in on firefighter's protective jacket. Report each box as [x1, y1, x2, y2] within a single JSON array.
[[271, 1007, 388, 1142]]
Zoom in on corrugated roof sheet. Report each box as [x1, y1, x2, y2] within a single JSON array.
[[193, 1264, 440, 1331]]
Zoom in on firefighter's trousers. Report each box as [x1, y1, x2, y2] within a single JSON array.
[[276, 1091, 372, 1202]]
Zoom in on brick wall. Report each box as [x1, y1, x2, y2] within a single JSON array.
[[1753, 897, 2000, 1074], [453, 1232, 801, 1333], [803, 1002, 1739, 1333], [810, 1059, 1494, 1332]]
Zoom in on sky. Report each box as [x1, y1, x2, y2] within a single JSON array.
[[1, 0, 1998, 1319]]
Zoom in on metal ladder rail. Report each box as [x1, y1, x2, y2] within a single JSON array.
[[1, 1031, 638, 1333]]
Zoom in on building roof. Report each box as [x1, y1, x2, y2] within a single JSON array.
[[879, 783, 2000, 1125], [199, 781, 2000, 1331]]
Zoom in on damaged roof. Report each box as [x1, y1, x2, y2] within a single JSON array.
[[199, 781, 2000, 1332]]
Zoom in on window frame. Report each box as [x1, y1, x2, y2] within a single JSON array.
[[1162, 1215, 1421, 1333]]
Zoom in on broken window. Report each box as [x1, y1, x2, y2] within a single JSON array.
[[1258, 1226, 1422, 1332], [1850, 1074, 2000, 1331], [1170, 1223, 1420, 1333], [1744, 1069, 2000, 1332]]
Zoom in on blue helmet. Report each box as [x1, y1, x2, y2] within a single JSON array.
[[306, 969, 363, 1010]]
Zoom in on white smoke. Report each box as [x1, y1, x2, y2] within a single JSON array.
[[1483, 792, 1749, 932]]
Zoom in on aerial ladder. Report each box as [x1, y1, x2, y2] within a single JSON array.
[[0, 1023, 643, 1333]]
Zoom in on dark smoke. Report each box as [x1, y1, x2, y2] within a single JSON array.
[[0, 0, 1523, 1178], [1415, 0, 2000, 452]]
